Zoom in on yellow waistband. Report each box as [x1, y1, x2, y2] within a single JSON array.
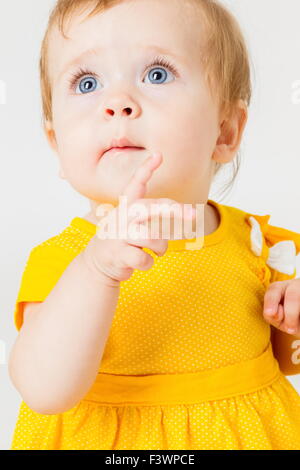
[[82, 342, 281, 406]]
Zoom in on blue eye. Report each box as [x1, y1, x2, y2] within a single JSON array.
[[68, 57, 178, 94], [67, 67, 100, 94], [144, 67, 173, 85], [143, 57, 178, 85], [77, 76, 99, 94]]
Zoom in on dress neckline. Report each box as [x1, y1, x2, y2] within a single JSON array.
[[70, 199, 228, 251]]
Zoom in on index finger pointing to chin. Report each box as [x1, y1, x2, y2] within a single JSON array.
[[121, 152, 162, 206]]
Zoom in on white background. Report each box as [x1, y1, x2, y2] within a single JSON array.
[[1, 0, 300, 449]]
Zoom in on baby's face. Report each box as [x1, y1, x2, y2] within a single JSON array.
[[47, 0, 222, 207]]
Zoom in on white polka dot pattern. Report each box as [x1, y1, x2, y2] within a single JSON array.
[[10, 200, 300, 449]]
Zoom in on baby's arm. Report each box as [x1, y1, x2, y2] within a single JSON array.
[[8, 252, 121, 415], [8, 153, 164, 415], [8, 153, 192, 415]]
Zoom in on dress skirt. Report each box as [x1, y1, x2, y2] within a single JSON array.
[[11, 342, 300, 450]]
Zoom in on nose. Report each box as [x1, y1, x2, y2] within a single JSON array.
[[103, 93, 141, 119]]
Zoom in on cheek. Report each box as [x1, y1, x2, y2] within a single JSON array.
[[163, 111, 217, 174], [52, 118, 97, 177], [52, 98, 103, 166]]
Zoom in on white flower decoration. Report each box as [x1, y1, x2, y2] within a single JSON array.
[[248, 216, 296, 275]]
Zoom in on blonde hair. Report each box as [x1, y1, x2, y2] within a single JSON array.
[[39, 0, 252, 198]]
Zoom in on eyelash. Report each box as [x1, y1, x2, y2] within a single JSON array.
[[67, 56, 179, 91]]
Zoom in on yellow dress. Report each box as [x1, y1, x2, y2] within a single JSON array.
[[10, 199, 300, 450]]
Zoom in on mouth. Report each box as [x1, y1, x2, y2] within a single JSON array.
[[103, 146, 145, 156]]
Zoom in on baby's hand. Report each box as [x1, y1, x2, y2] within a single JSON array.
[[82, 152, 196, 285], [263, 279, 300, 336]]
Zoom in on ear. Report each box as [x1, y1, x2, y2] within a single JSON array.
[[213, 99, 248, 164], [44, 119, 58, 153]]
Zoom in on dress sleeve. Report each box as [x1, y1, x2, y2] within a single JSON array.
[[246, 213, 300, 376], [14, 244, 76, 332]]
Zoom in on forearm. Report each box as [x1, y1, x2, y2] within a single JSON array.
[[9, 249, 120, 414]]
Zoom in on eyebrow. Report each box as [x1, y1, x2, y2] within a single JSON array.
[[56, 45, 186, 83]]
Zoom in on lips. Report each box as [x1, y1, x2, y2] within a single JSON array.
[[103, 146, 145, 156], [101, 136, 145, 158]]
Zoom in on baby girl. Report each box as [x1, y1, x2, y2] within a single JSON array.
[[9, 0, 300, 450]]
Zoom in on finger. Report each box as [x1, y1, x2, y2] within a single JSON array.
[[121, 152, 163, 206], [131, 198, 197, 224], [95, 203, 117, 227], [283, 287, 300, 334], [263, 282, 286, 319], [125, 232, 168, 257], [267, 302, 285, 330], [276, 303, 285, 327], [119, 244, 154, 271], [96, 200, 197, 243], [128, 209, 197, 244]]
